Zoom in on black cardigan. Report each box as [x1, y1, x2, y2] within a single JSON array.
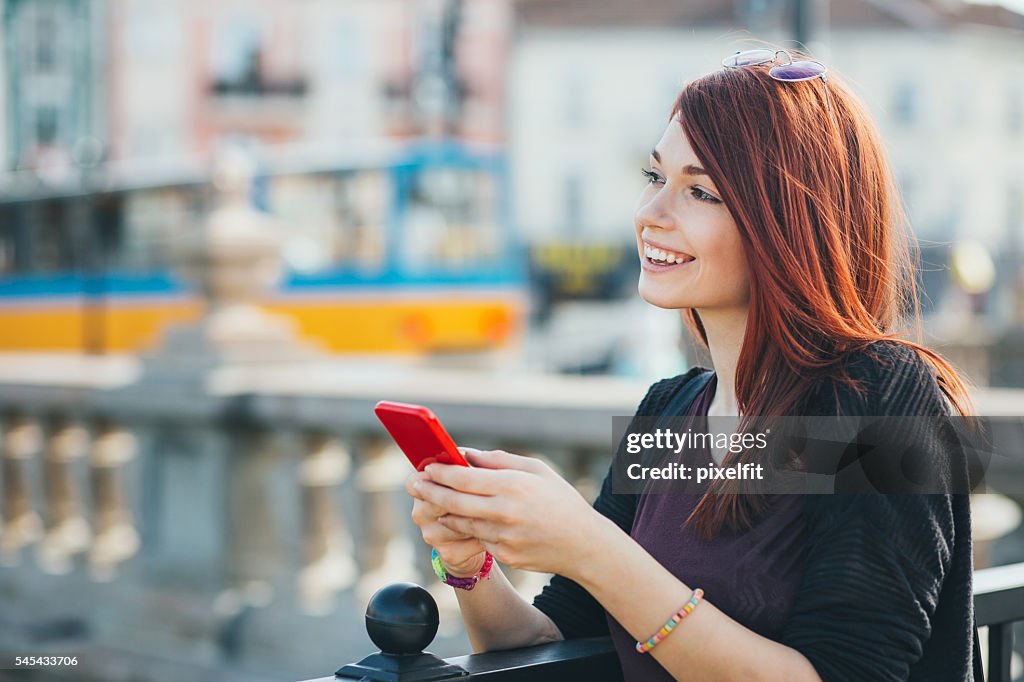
[[533, 341, 984, 681]]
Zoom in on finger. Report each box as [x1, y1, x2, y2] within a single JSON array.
[[424, 461, 517, 495], [405, 471, 433, 498], [411, 497, 449, 523], [461, 448, 544, 474], [422, 520, 477, 544], [436, 537, 486, 557], [412, 499, 476, 542], [438, 514, 501, 543], [416, 480, 500, 518], [433, 540, 489, 575]]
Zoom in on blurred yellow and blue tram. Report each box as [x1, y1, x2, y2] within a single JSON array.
[[0, 140, 526, 355]]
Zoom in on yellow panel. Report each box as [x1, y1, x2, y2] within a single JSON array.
[[0, 297, 523, 355], [0, 301, 204, 353], [0, 308, 85, 351], [263, 298, 525, 353]]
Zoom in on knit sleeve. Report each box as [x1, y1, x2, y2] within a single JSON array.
[[781, 343, 965, 681], [779, 494, 955, 681], [532, 370, 701, 639]]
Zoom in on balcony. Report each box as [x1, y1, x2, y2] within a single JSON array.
[[0, 350, 1022, 681]]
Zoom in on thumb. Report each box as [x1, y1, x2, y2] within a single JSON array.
[[460, 447, 541, 472]]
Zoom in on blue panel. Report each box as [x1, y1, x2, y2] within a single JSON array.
[[0, 262, 527, 300], [0, 270, 192, 299], [281, 264, 526, 291]]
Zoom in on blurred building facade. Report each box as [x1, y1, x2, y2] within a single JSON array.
[[1, 0, 104, 179], [1, 0, 1021, 376], [1, 0, 512, 171], [510, 0, 1024, 245], [509, 0, 1024, 343], [0, 0, 526, 360]]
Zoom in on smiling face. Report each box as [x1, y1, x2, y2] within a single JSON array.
[[635, 119, 751, 314]]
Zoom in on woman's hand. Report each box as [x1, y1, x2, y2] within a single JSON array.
[[414, 448, 605, 578], [406, 469, 489, 578]]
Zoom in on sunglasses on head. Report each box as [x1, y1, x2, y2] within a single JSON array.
[[722, 49, 834, 118]]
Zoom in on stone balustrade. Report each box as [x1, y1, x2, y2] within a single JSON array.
[[0, 352, 1021, 680]]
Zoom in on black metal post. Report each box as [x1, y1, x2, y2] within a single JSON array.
[[335, 582, 469, 681], [988, 622, 1013, 681]]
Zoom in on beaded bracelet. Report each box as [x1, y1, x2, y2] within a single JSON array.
[[431, 548, 494, 590], [635, 588, 705, 654]]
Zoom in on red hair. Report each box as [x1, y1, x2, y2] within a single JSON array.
[[673, 49, 974, 537]]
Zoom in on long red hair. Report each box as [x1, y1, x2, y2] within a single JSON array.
[[674, 49, 974, 537]]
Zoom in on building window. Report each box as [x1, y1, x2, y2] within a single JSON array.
[[738, 0, 784, 30], [35, 14, 56, 71], [897, 171, 918, 217], [564, 173, 582, 235], [35, 107, 58, 145], [891, 82, 917, 126], [209, 13, 306, 97]]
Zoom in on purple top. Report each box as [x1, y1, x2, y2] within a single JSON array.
[[606, 375, 808, 680]]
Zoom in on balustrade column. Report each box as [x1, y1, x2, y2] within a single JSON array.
[[297, 431, 356, 615], [38, 417, 91, 574], [355, 437, 417, 600], [0, 415, 43, 566], [224, 427, 281, 600], [89, 421, 140, 582]]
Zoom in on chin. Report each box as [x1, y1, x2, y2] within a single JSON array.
[[638, 282, 690, 310]]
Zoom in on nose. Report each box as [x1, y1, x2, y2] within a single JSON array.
[[635, 189, 677, 233]]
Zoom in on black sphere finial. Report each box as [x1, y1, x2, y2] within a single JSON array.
[[364, 582, 440, 655]]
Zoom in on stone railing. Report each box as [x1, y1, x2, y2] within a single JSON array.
[[0, 353, 1022, 680], [0, 353, 652, 679]]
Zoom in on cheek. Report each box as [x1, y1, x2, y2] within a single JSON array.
[[725, 239, 750, 277], [726, 242, 752, 297], [705, 224, 750, 291]]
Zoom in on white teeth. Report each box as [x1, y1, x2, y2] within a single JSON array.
[[644, 244, 691, 264]]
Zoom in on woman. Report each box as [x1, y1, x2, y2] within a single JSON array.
[[405, 46, 982, 681]]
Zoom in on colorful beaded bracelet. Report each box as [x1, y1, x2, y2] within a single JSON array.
[[635, 588, 705, 654], [431, 548, 494, 590]]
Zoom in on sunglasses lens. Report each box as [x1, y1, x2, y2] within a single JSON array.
[[722, 49, 775, 68], [769, 60, 826, 81]]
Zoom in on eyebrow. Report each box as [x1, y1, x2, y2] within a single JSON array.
[[650, 148, 709, 177]]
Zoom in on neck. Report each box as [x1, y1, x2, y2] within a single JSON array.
[[698, 306, 748, 417]]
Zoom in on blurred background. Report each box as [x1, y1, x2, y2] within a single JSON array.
[[0, 0, 1022, 680]]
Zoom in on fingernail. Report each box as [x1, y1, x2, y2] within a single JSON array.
[[413, 481, 423, 491], [424, 464, 436, 475]]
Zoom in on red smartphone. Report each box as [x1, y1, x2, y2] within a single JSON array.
[[374, 400, 470, 471]]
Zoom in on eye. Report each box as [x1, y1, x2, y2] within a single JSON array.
[[640, 168, 664, 185], [691, 187, 722, 204]]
